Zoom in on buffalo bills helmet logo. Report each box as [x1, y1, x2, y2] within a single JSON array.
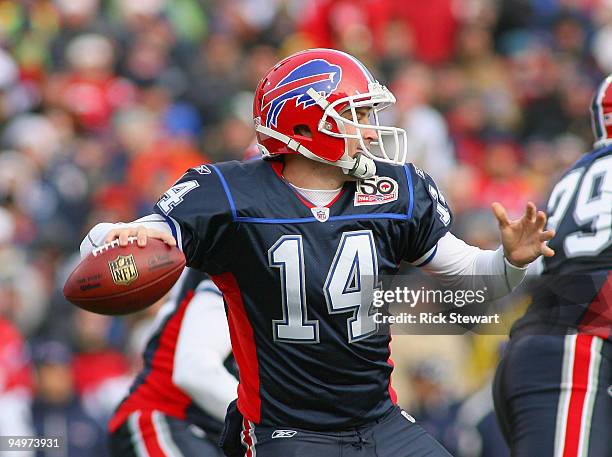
[[262, 59, 342, 128]]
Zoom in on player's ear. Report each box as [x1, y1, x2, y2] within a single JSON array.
[[294, 125, 312, 138]]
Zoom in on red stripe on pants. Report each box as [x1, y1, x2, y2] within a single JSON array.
[[138, 411, 167, 457], [387, 338, 398, 404], [562, 335, 594, 457]]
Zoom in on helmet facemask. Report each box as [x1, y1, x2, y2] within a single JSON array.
[[313, 82, 407, 169]]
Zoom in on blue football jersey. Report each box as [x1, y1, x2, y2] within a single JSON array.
[[153, 159, 452, 429], [542, 146, 612, 275], [512, 146, 612, 341]]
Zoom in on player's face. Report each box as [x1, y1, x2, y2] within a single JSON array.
[[341, 107, 378, 158]]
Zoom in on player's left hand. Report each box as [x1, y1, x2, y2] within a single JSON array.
[[491, 201, 555, 268]]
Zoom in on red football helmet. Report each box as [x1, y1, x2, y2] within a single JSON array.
[[591, 74, 612, 148], [253, 49, 406, 179]]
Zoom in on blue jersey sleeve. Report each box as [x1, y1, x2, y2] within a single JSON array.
[[153, 165, 236, 273], [402, 164, 453, 265]]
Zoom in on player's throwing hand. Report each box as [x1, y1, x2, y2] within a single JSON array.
[[491, 201, 555, 268], [104, 225, 177, 248]]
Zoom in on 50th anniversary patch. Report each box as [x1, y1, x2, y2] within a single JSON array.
[[354, 176, 399, 206]]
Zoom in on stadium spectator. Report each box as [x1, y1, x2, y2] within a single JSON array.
[[403, 361, 461, 455], [387, 62, 455, 184], [71, 309, 132, 425], [31, 340, 107, 457], [455, 379, 510, 457]]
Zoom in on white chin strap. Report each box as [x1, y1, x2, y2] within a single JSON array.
[[255, 123, 377, 179]]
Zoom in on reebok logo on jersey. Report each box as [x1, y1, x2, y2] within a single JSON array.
[[354, 176, 398, 206], [194, 165, 211, 175], [413, 164, 426, 180], [272, 430, 297, 439], [311, 206, 330, 222]]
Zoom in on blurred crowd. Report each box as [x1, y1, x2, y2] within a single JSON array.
[[1, 0, 611, 455]]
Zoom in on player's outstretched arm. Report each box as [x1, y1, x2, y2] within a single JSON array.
[[420, 201, 555, 299], [491, 201, 555, 268]]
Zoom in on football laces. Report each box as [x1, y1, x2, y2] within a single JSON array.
[[92, 237, 138, 257]]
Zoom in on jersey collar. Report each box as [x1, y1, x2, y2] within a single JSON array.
[[268, 160, 347, 209]]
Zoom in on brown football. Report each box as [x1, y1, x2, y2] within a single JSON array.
[[63, 238, 186, 315]]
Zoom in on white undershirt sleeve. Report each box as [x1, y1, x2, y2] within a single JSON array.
[[172, 281, 238, 422], [421, 232, 528, 300]]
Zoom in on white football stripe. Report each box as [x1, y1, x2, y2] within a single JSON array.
[[554, 334, 576, 457], [127, 411, 150, 457], [152, 411, 183, 457], [577, 337, 602, 457]]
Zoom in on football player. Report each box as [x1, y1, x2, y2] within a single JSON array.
[[81, 49, 554, 457], [105, 268, 237, 457], [493, 76, 612, 456]]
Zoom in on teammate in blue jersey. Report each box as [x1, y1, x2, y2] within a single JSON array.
[[81, 49, 555, 457], [494, 76, 612, 457]]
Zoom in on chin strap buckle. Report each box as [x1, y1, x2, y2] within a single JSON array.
[[348, 153, 376, 179]]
